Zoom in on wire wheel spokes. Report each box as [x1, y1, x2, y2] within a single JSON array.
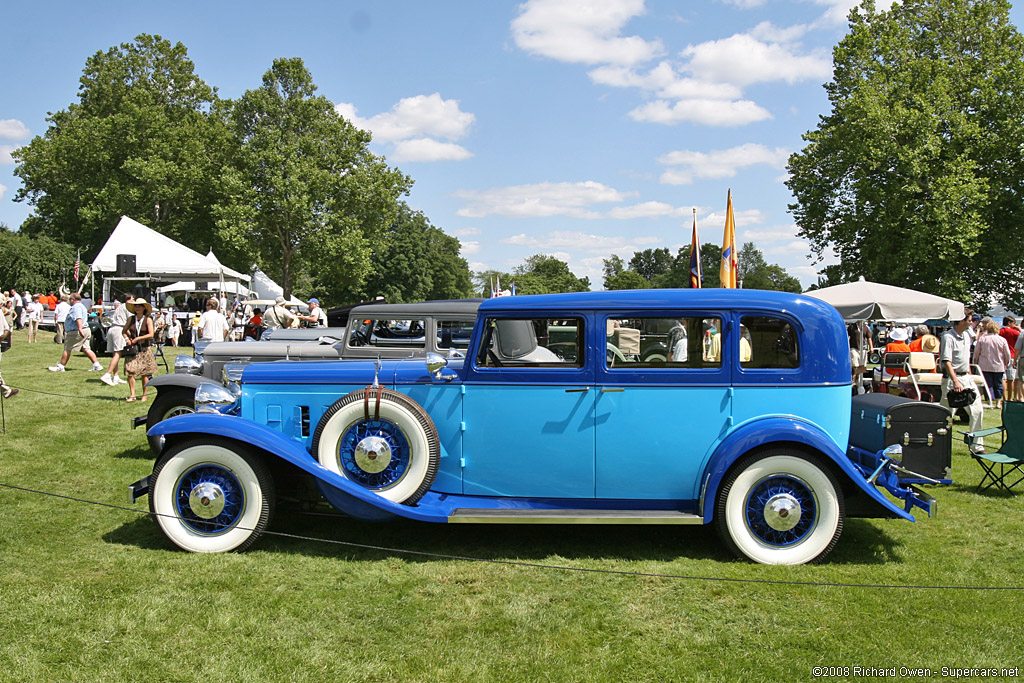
[[744, 475, 817, 547], [175, 464, 245, 534], [339, 420, 410, 490]]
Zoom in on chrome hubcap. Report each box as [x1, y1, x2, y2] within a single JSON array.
[[763, 493, 802, 532], [354, 435, 393, 474], [188, 482, 226, 519]]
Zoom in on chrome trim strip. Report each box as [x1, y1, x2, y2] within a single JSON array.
[[448, 509, 703, 525]]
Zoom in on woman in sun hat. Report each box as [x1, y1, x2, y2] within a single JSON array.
[[122, 297, 157, 402]]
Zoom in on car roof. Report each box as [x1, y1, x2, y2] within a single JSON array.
[[478, 289, 823, 314], [349, 299, 484, 318]]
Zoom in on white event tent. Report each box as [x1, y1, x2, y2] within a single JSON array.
[[91, 215, 251, 302], [806, 278, 966, 323]]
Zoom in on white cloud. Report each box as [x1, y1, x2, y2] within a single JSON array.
[[606, 201, 687, 219], [0, 119, 29, 141], [588, 62, 742, 100], [501, 230, 660, 254], [744, 225, 801, 242], [453, 227, 481, 237], [392, 139, 473, 163], [459, 240, 481, 255], [512, 0, 663, 66], [807, 0, 862, 27], [658, 143, 789, 185], [629, 98, 771, 126], [336, 94, 474, 142], [0, 145, 18, 166], [763, 240, 813, 255], [717, 0, 766, 7], [468, 261, 489, 272], [0, 183, 6, 201], [681, 32, 832, 87], [453, 181, 631, 219], [703, 207, 766, 228]]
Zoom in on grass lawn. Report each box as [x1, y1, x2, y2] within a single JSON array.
[[1, 327, 1022, 682]]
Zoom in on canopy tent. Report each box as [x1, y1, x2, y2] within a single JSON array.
[[92, 216, 250, 282], [806, 278, 966, 323], [249, 266, 304, 306], [157, 281, 254, 296]]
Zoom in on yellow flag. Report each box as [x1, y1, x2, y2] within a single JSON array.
[[720, 189, 737, 288]]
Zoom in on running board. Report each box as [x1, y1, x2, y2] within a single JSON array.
[[448, 509, 703, 525]]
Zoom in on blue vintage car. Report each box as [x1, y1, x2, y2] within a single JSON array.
[[133, 289, 933, 564]]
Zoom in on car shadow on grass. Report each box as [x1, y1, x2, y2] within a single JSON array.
[[113, 444, 155, 460], [102, 508, 903, 566]]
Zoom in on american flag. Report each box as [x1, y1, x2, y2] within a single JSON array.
[[73, 251, 80, 282]]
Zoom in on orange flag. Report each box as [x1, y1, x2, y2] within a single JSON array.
[[720, 190, 737, 288]]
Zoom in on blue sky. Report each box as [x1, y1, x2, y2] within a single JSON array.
[[3, 0, 1021, 289]]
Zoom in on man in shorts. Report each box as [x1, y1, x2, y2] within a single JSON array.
[[48, 292, 103, 372]]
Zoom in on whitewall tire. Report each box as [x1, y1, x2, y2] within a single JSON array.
[[312, 388, 439, 504], [715, 450, 844, 565], [150, 438, 274, 553]]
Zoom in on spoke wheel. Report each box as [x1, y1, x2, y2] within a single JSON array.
[[715, 450, 844, 565], [150, 438, 274, 553], [312, 388, 439, 504]]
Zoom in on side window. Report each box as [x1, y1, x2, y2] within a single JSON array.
[[349, 318, 426, 348], [437, 319, 474, 349], [476, 318, 583, 367], [606, 316, 722, 369], [741, 316, 800, 369]]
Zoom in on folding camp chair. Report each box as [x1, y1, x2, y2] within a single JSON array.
[[152, 328, 169, 373], [961, 401, 1024, 492]]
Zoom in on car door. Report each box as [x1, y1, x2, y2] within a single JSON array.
[[595, 312, 732, 500], [461, 315, 596, 498]]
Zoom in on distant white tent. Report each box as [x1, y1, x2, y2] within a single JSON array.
[[806, 278, 966, 322], [158, 281, 253, 296], [250, 266, 304, 306], [92, 216, 250, 282]]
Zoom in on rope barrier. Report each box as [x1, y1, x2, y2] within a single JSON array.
[[1, 481, 1021, 592]]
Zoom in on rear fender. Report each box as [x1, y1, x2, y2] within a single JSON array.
[[148, 414, 447, 522], [700, 416, 914, 522]]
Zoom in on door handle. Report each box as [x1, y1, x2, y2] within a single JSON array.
[[601, 388, 625, 393], [564, 387, 589, 393]]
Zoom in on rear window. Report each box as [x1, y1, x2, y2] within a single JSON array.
[[741, 316, 800, 369], [437, 319, 474, 350]]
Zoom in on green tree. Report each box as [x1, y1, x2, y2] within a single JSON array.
[[604, 269, 650, 290], [358, 204, 472, 303], [513, 255, 591, 294], [737, 242, 802, 292], [0, 226, 77, 293], [652, 243, 722, 289], [13, 34, 229, 259], [629, 248, 673, 282], [786, 0, 1024, 310], [215, 57, 411, 300]]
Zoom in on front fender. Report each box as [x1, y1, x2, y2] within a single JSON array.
[[149, 374, 205, 391], [700, 416, 913, 522], [148, 414, 448, 523]]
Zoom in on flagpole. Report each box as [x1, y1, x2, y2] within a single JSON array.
[[689, 208, 702, 289], [720, 189, 737, 289]]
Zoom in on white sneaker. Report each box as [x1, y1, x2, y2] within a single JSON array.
[[114, 376, 128, 385], [48, 364, 66, 372], [89, 362, 103, 371], [100, 373, 115, 386]]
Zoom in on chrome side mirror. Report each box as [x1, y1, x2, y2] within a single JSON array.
[[426, 352, 448, 378]]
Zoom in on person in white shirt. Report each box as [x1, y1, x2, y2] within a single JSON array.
[[0, 310, 17, 398], [198, 298, 230, 341], [26, 294, 44, 343], [53, 295, 71, 344], [299, 298, 328, 328], [100, 295, 131, 386]]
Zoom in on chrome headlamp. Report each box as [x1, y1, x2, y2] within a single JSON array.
[[221, 363, 248, 396], [174, 354, 203, 375], [195, 381, 241, 415]]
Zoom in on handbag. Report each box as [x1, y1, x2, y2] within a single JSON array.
[[123, 342, 140, 356], [0, 338, 10, 353], [947, 386, 976, 408]]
